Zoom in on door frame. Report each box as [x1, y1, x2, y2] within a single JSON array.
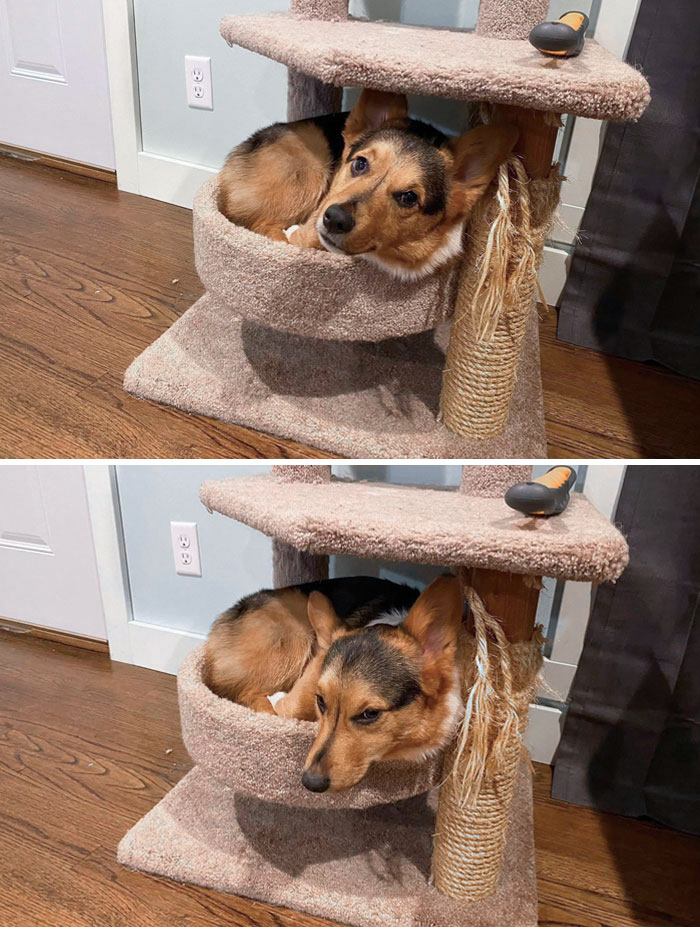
[[101, 0, 217, 208], [84, 465, 205, 672]]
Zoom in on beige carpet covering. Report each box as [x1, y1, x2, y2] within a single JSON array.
[[118, 761, 537, 927], [117, 651, 537, 927], [180, 648, 444, 810], [200, 477, 629, 583], [123, 295, 546, 459], [193, 179, 459, 342], [124, 178, 546, 459], [220, 14, 650, 121], [119, 646, 537, 926], [475, 0, 548, 39]]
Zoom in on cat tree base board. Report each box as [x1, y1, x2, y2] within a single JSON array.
[[124, 294, 547, 459], [118, 761, 537, 927]]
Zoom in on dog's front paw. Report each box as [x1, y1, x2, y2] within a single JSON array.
[[283, 224, 300, 244], [286, 222, 322, 249], [273, 693, 295, 717]]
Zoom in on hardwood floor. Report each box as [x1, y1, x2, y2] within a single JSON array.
[[1, 630, 698, 927], [1, 156, 698, 459]]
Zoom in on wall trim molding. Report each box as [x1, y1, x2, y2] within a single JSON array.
[[137, 152, 217, 208]]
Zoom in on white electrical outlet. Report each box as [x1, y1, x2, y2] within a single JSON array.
[[170, 521, 202, 576], [185, 55, 213, 110]]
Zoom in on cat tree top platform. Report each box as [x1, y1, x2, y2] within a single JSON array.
[[220, 14, 649, 121], [200, 476, 628, 582]]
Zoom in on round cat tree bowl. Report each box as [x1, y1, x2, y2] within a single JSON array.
[[193, 178, 459, 341], [178, 647, 446, 810]]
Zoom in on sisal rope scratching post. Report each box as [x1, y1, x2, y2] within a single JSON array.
[[433, 575, 544, 901], [440, 155, 561, 439]]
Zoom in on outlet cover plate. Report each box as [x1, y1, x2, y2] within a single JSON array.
[[185, 55, 212, 110], [170, 521, 202, 576]]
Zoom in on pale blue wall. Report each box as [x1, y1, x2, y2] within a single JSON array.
[[133, 0, 290, 170], [116, 464, 274, 634], [132, 0, 600, 171], [117, 464, 590, 640], [117, 464, 464, 636]]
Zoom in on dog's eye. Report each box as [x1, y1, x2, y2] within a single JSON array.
[[353, 709, 382, 725], [395, 190, 418, 208], [316, 694, 327, 714], [351, 156, 369, 176]]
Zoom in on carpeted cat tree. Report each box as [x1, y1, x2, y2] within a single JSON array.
[[118, 464, 629, 926], [123, 0, 649, 458]]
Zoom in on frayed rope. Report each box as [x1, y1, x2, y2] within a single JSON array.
[[468, 155, 539, 342], [449, 586, 545, 808]]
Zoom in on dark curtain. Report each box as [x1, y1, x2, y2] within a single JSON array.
[[557, 0, 700, 379], [552, 466, 700, 834]]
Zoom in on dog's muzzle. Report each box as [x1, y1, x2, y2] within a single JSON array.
[[301, 768, 331, 793], [323, 204, 355, 235]]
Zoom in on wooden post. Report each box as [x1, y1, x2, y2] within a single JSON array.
[[467, 568, 541, 643], [494, 104, 560, 179], [287, 0, 346, 121]]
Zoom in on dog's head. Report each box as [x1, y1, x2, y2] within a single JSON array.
[[301, 574, 464, 793], [315, 90, 518, 280]]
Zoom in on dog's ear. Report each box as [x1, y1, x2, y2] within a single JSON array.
[[402, 575, 463, 696], [448, 124, 519, 215], [343, 89, 408, 147], [307, 591, 345, 650], [403, 574, 463, 657]]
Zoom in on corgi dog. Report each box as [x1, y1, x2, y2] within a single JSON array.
[[218, 89, 518, 281], [203, 574, 465, 793]]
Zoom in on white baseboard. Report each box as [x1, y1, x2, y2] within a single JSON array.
[[135, 152, 217, 209], [526, 703, 565, 764], [539, 245, 571, 307], [126, 619, 205, 674]]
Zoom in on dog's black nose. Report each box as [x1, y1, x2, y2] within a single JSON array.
[[302, 769, 330, 792], [323, 204, 355, 234]]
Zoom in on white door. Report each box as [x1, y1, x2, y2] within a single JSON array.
[[0, 0, 115, 168], [0, 465, 107, 639]]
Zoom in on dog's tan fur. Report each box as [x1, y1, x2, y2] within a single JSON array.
[[302, 575, 464, 792], [204, 588, 314, 714], [204, 575, 465, 792], [218, 90, 518, 279], [218, 122, 334, 242]]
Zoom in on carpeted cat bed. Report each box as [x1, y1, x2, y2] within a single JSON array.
[[118, 648, 539, 927], [123, 183, 547, 460]]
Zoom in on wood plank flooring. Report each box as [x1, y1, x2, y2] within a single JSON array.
[[1, 156, 698, 459], [1, 629, 699, 927]]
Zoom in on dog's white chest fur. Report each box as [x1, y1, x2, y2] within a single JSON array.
[[365, 607, 410, 628]]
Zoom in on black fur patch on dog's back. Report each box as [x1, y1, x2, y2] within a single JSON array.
[[221, 577, 419, 630], [325, 629, 422, 710], [297, 576, 419, 627], [217, 588, 274, 624]]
